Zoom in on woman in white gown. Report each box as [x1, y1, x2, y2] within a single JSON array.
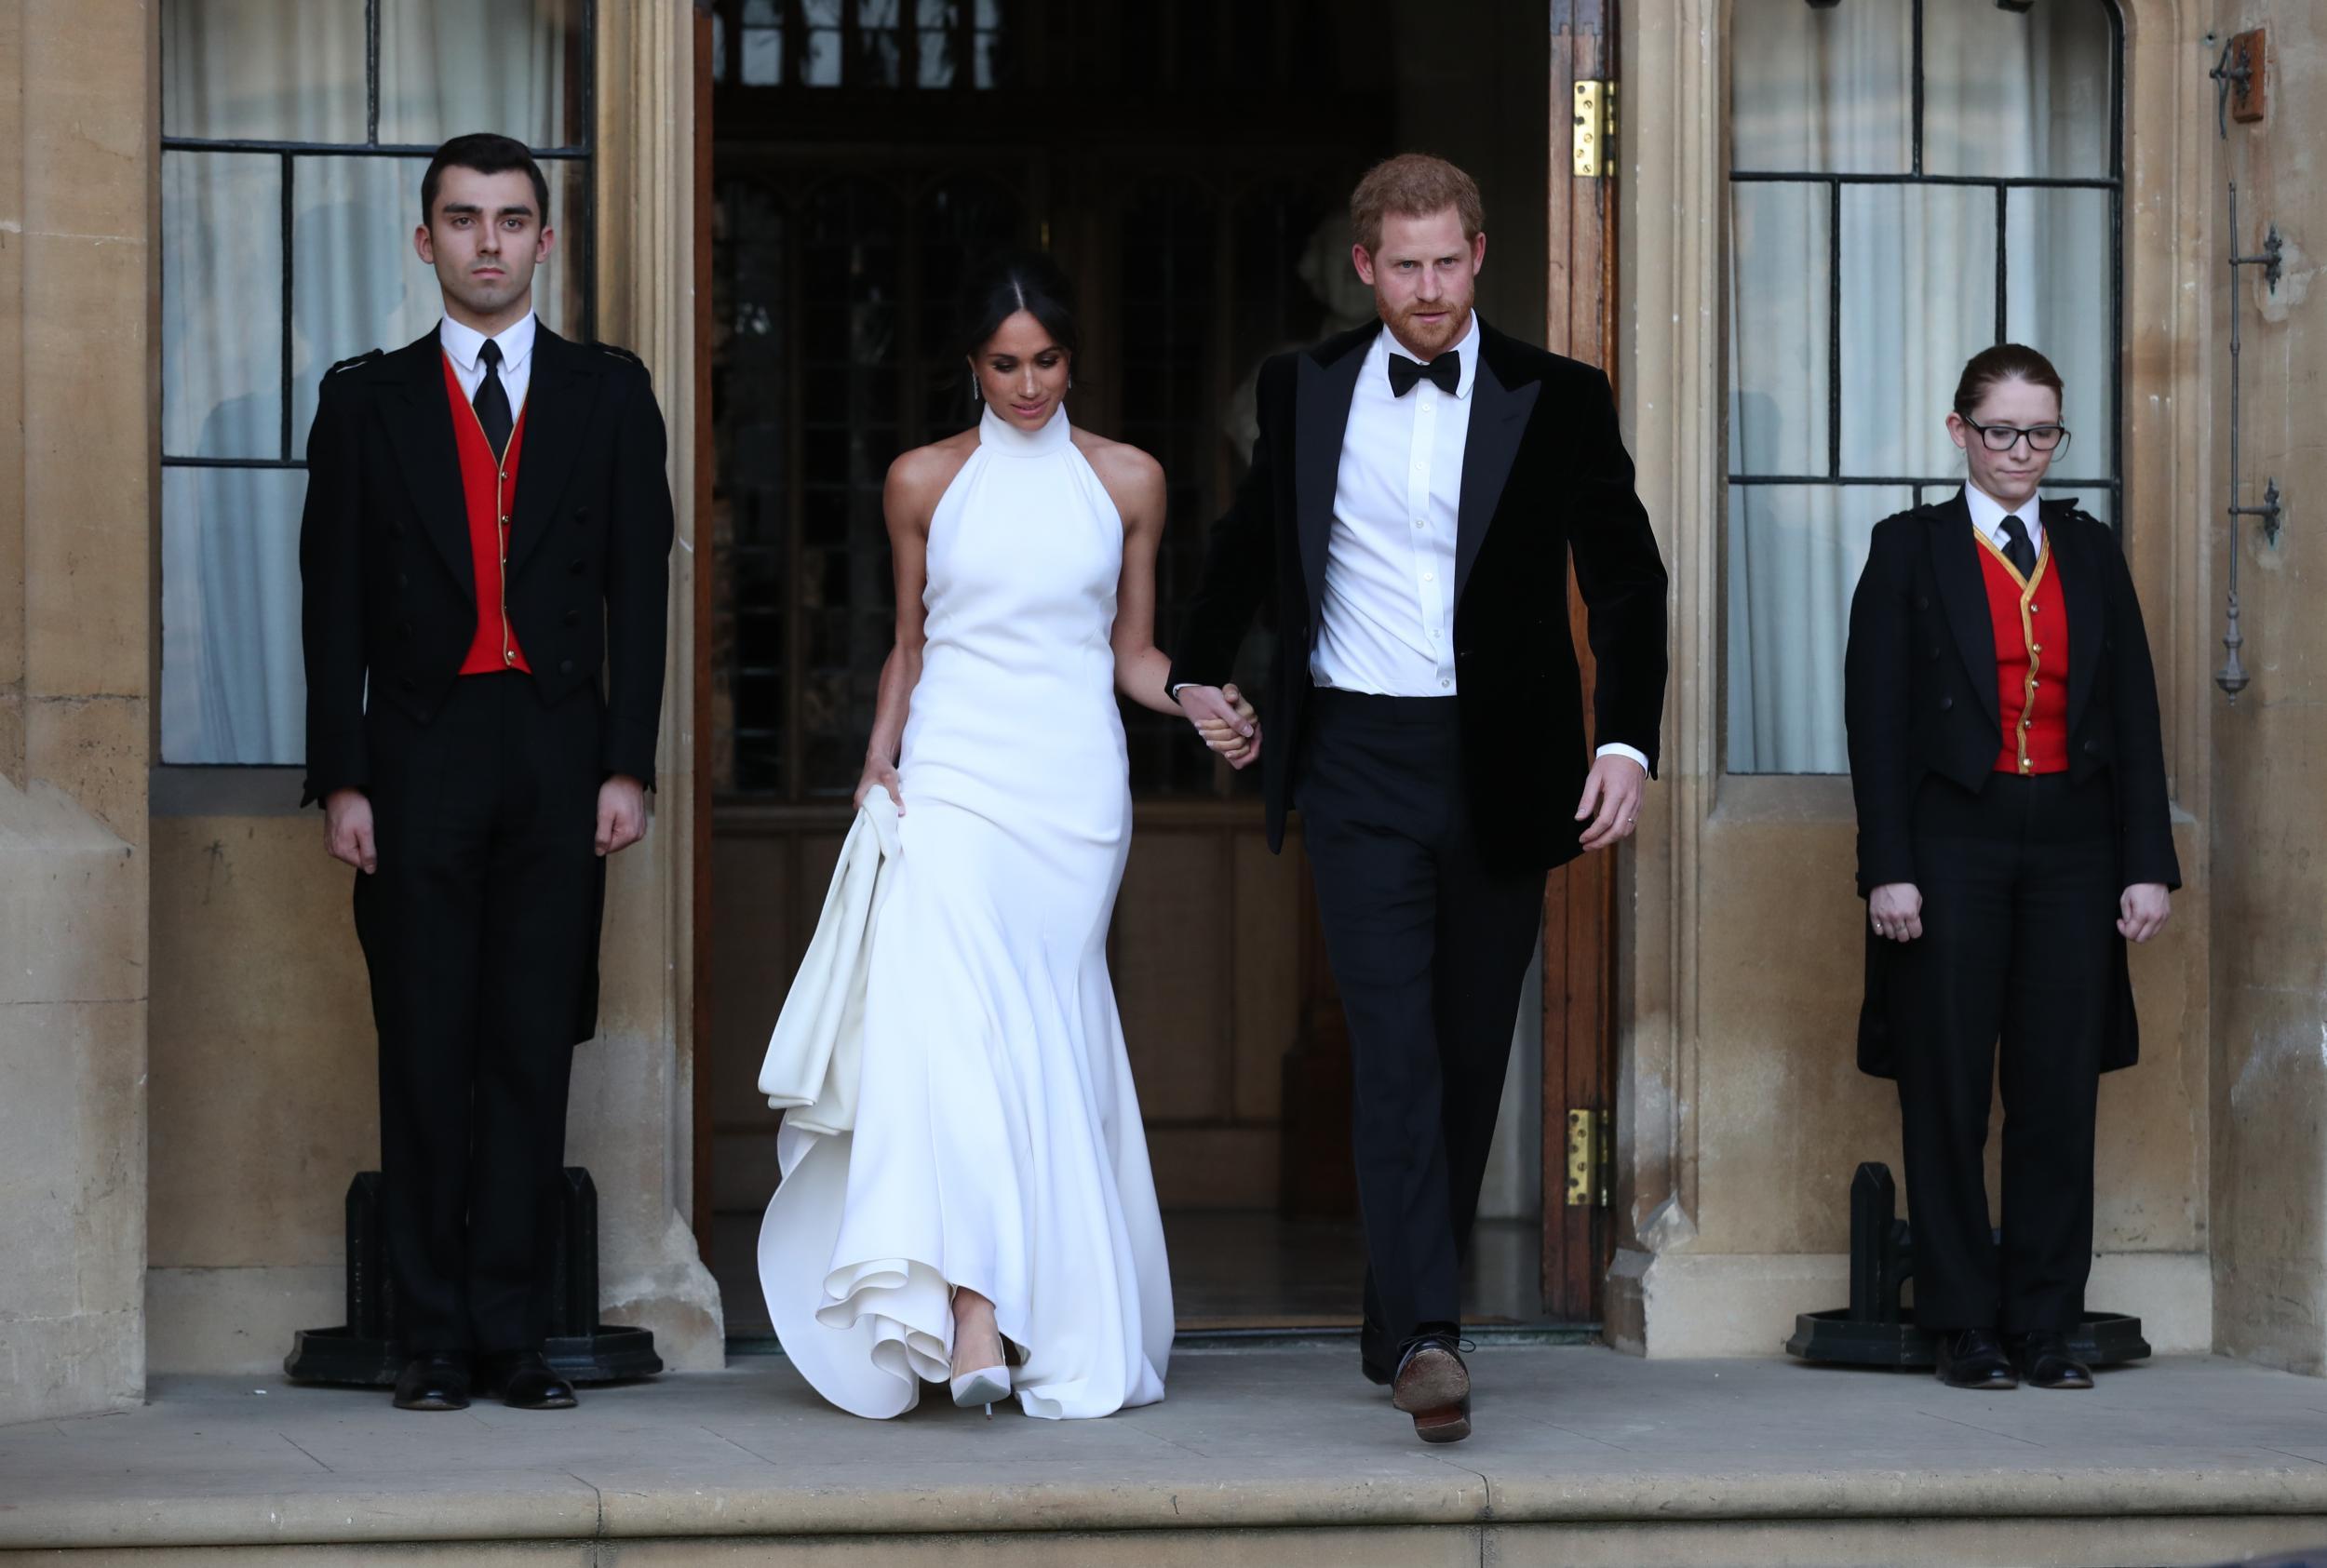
[[759, 254, 1258, 1420]]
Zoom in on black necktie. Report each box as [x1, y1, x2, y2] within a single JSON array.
[[1388, 350, 1460, 397], [474, 337, 513, 456], [1999, 513, 2037, 579]]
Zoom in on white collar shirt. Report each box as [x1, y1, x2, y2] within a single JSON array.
[[438, 311, 538, 422], [1310, 314, 1481, 698], [1963, 480, 2045, 558]]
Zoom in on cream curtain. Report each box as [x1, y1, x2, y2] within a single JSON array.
[[1726, 0, 2117, 774], [159, 0, 575, 765]]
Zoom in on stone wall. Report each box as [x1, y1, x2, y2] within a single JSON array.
[[2208, 0, 2327, 1374], [0, 0, 155, 1424]]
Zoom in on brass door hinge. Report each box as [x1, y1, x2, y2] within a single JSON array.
[[1573, 80, 1616, 179], [1564, 1107, 1612, 1208]]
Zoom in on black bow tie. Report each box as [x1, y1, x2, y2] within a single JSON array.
[[1388, 351, 1460, 397]]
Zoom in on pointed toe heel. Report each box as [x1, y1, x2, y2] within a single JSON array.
[[950, 1367, 1010, 1417]]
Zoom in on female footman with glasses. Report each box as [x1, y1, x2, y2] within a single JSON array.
[[1844, 343, 2180, 1392]]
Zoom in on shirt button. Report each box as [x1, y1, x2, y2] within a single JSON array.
[[1414, 518, 1425, 529], [1440, 678, 1452, 689], [1422, 571, 1435, 582]]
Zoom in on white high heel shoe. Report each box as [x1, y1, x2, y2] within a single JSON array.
[[948, 1296, 1011, 1417]]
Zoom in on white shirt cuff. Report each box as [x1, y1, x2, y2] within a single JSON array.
[[1595, 743, 1650, 772]]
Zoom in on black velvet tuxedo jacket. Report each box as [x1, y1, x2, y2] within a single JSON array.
[[1167, 319, 1670, 872], [299, 327, 673, 807], [1844, 493, 2181, 1077]]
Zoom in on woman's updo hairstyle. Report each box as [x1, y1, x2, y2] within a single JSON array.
[[1953, 342, 2065, 419], [958, 249, 1080, 363]]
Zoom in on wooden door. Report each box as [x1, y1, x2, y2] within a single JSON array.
[[1539, 0, 1621, 1324]]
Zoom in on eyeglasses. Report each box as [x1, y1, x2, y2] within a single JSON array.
[[1961, 417, 2071, 454]]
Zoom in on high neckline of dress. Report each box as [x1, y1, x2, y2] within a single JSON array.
[[978, 401, 1072, 458]]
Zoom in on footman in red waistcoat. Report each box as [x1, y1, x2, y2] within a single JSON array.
[[1844, 344, 2179, 1395], [299, 133, 674, 1414]]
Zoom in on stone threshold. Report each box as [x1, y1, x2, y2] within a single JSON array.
[[5, 1349, 2325, 1566]]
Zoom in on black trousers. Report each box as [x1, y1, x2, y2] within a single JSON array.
[[1889, 771, 2119, 1334], [1295, 690, 1546, 1344], [354, 671, 606, 1356]]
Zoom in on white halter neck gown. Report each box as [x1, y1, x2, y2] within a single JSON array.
[[759, 404, 1173, 1419]]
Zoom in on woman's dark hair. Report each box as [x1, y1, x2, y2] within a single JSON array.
[[1954, 342, 2065, 418], [421, 133, 551, 227], [958, 250, 1079, 362]]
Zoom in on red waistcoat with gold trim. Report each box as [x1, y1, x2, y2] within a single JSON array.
[[1977, 534, 2069, 776], [442, 351, 532, 676]]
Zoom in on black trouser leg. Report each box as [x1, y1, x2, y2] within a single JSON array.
[[359, 684, 498, 1355], [357, 674, 600, 1356], [466, 676, 603, 1354], [1997, 805, 2116, 1333], [1890, 774, 2115, 1333], [1300, 692, 1540, 1346]]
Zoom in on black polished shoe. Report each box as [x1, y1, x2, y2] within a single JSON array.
[[392, 1352, 472, 1412], [1359, 1315, 1396, 1387], [1391, 1326, 1472, 1443], [2012, 1330, 2094, 1390], [1933, 1328, 2019, 1390], [478, 1349, 579, 1411]]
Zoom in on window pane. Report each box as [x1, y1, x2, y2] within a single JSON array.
[[378, 0, 581, 147], [742, 25, 784, 86], [161, 0, 368, 141], [289, 156, 587, 441], [1729, 0, 1910, 174], [163, 153, 285, 461], [2006, 186, 2114, 477], [1837, 184, 1997, 476], [1924, 0, 2116, 180], [804, 28, 843, 86], [160, 467, 306, 764], [917, 30, 956, 87], [1726, 486, 1905, 775], [1727, 181, 1830, 477]]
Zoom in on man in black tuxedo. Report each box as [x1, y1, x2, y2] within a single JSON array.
[[1170, 154, 1668, 1443], [300, 133, 673, 1412]]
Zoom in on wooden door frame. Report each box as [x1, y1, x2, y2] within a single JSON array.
[[1539, 0, 1621, 1324]]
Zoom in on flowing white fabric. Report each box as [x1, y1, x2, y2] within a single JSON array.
[[759, 404, 1173, 1421]]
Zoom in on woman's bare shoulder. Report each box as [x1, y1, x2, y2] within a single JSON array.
[[885, 431, 980, 516], [1071, 429, 1165, 513]]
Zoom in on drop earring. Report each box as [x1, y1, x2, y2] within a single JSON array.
[[970, 379, 982, 404]]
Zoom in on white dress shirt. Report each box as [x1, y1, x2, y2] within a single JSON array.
[[1963, 480, 2044, 558], [438, 311, 537, 421], [1308, 315, 1649, 772]]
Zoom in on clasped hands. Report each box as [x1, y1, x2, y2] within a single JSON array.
[[1174, 683, 1648, 851]]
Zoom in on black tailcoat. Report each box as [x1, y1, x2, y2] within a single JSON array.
[[1844, 494, 2180, 1078], [299, 326, 673, 808]]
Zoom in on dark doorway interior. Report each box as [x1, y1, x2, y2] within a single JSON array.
[[702, 0, 1556, 1338]]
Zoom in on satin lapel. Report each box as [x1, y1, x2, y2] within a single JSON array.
[[1295, 342, 1366, 623], [380, 331, 475, 600], [2052, 506, 2105, 734], [1929, 493, 2000, 732], [506, 328, 600, 580], [1453, 354, 1539, 606]]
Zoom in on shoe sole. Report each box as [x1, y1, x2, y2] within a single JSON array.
[[1411, 1401, 1472, 1443], [392, 1395, 469, 1412], [1392, 1348, 1470, 1415]]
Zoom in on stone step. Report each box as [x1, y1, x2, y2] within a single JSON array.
[[4, 1349, 2325, 1567]]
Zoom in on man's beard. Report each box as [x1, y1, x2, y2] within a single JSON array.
[[1379, 296, 1469, 358]]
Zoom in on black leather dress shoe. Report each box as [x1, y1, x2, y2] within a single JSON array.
[[478, 1349, 579, 1411], [1933, 1328, 2019, 1390], [1359, 1316, 1396, 1387], [392, 1353, 472, 1412], [1391, 1327, 1472, 1443], [2012, 1330, 2094, 1390]]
